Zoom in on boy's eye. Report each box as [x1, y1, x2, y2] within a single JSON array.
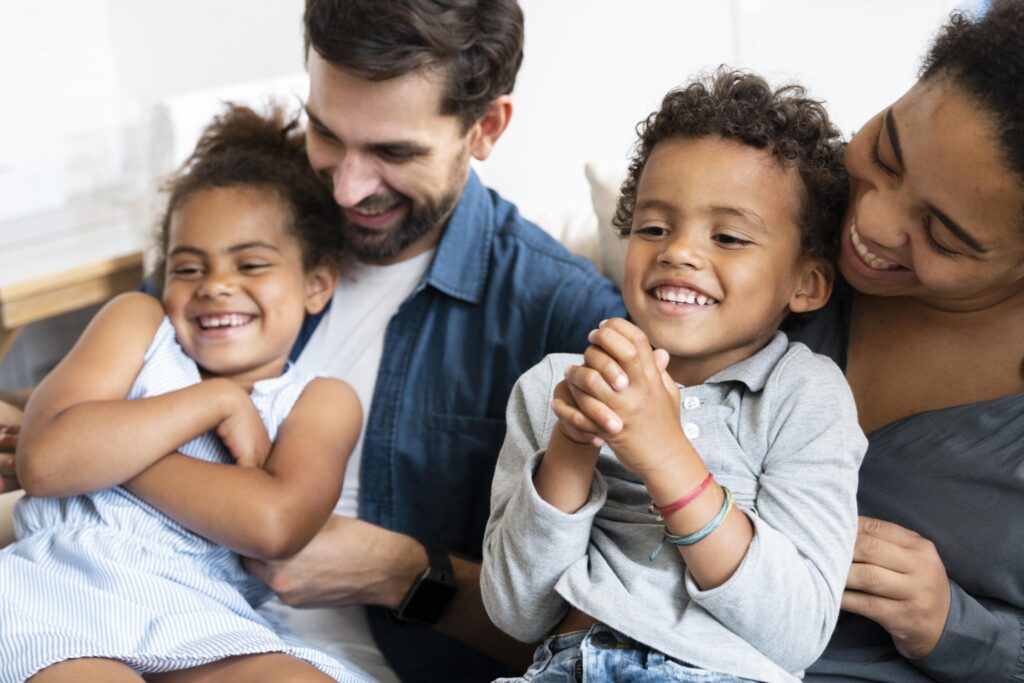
[[714, 233, 753, 247], [239, 262, 270, 272], [633, 225, 669, 238]]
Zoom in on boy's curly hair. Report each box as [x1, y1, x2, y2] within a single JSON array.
[[613, 69, 848, 273], [154, 102, 342, 287]]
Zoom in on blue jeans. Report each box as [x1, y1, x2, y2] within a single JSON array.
[[494, 624, 760, 682]]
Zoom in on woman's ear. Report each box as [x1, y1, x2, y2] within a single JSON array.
[[303, 264, 338, 315], [467, 95, 513, 162], [788, 259, 833, 314]]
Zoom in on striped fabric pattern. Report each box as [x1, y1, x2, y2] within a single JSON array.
[[0, 317, 366, 682]]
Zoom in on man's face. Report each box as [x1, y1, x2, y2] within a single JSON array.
[[305, 51, 473, 264]]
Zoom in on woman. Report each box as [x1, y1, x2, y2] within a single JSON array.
[[795, 1, 1024, 680]]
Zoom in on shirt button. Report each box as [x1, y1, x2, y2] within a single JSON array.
[[683, 396, 701, 410], [683, 423, 700, 439]]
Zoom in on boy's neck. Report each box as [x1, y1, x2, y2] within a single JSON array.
[[667, 335, 777, 387]]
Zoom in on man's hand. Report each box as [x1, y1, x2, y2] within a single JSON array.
[[243, 514, 427, 610], [842, 516, 952, 660]]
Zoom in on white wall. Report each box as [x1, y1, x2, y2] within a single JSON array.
[[477, 0, 964, 218], [0, 0, 983, 387]]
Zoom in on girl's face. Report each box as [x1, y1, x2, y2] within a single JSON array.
[[840, 76, 1024, 311], [163, 186, 335, 387], [622, 136, 829, 386]]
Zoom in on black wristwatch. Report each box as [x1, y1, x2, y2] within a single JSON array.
[[394, 545, 457, 625]]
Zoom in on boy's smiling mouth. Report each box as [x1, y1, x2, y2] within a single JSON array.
[[651, 285, 719, 307]]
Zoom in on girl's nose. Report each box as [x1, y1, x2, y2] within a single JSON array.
[[197, 271, 237, 298]]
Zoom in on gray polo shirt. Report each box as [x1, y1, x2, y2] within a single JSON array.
[[482, 332, 867, 683]]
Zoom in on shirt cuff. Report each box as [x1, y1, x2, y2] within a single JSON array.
[[913, 579, 1024, 681]]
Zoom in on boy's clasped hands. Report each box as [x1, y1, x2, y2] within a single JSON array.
[[552, 317, 683, 475]]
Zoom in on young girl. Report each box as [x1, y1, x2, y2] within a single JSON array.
[[0, 105, 366, 682], [481, 71, 868, 683]]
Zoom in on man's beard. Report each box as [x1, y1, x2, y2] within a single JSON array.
[[340, 189, 458, 261]]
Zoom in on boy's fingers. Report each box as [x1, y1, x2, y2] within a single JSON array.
[[582, 346, 628, 390], [589, 319, 657, 378], [565, 365, 616, 404], [567, 382, 622, 434]]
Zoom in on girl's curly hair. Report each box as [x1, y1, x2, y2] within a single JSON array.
[[613, 69, 848, 274], [154, 102, 342, 287]]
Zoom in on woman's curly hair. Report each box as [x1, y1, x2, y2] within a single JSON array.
[[613, 69, 848, 273], [154, 102, 342, 287]]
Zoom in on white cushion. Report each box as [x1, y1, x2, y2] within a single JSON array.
[[584, 161, 628, 290]]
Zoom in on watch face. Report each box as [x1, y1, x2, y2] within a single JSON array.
[[405, 572, 457, 624]]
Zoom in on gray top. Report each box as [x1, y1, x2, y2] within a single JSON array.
[[482, 333, 868, 683], [794, 287, 1024, 683]]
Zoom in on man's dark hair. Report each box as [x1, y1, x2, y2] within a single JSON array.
[[613, 69, 848, 277], [922, 0, 1024, 184], [303, 0, 524, 128], [155, 103, 343, 288]]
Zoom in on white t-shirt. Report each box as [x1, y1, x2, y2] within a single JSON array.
[[260, 249, 434, 683]]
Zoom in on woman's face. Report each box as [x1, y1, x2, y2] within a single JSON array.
[[840, 76, 1024, 311]]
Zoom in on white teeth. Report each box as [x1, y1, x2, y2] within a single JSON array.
[[198, 314, 251, 329], [654, 287, 717, 306], [851, 224, 901, 270]]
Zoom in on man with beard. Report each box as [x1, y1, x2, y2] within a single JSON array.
[[239, 1, 626, 682]]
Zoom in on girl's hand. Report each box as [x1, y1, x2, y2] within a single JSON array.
[[567, 318, 682, 473], [0, 423, 18, 492], [213, 382, 271, 469], [843, 516, 952, 660]]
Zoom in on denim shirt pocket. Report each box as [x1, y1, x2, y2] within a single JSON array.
[[424, 412, 508, 556]]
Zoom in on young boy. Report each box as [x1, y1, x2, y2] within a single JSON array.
[[481, 70, 867, 683]]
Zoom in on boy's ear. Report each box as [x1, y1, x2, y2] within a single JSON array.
[[788, 259, 833, 314], [303, 263, 338, 315], [467, 95, 512, 162]]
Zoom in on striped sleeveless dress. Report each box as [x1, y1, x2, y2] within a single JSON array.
[[0, 318, 366, 682]]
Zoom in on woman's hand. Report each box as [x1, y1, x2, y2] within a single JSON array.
[[843, 516, 952, 660]]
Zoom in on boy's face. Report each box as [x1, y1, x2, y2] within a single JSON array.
[[623, 136, 825, 385]]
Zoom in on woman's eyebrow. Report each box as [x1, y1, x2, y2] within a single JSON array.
[[924, 202, 988, 253], [884, 108, 905, 171]]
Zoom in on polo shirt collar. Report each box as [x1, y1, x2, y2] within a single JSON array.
[[704, 331, 790, 391], [422, 169, 492, 304]]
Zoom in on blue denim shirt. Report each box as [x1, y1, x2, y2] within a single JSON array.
[[291, 171, 626, 681]]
